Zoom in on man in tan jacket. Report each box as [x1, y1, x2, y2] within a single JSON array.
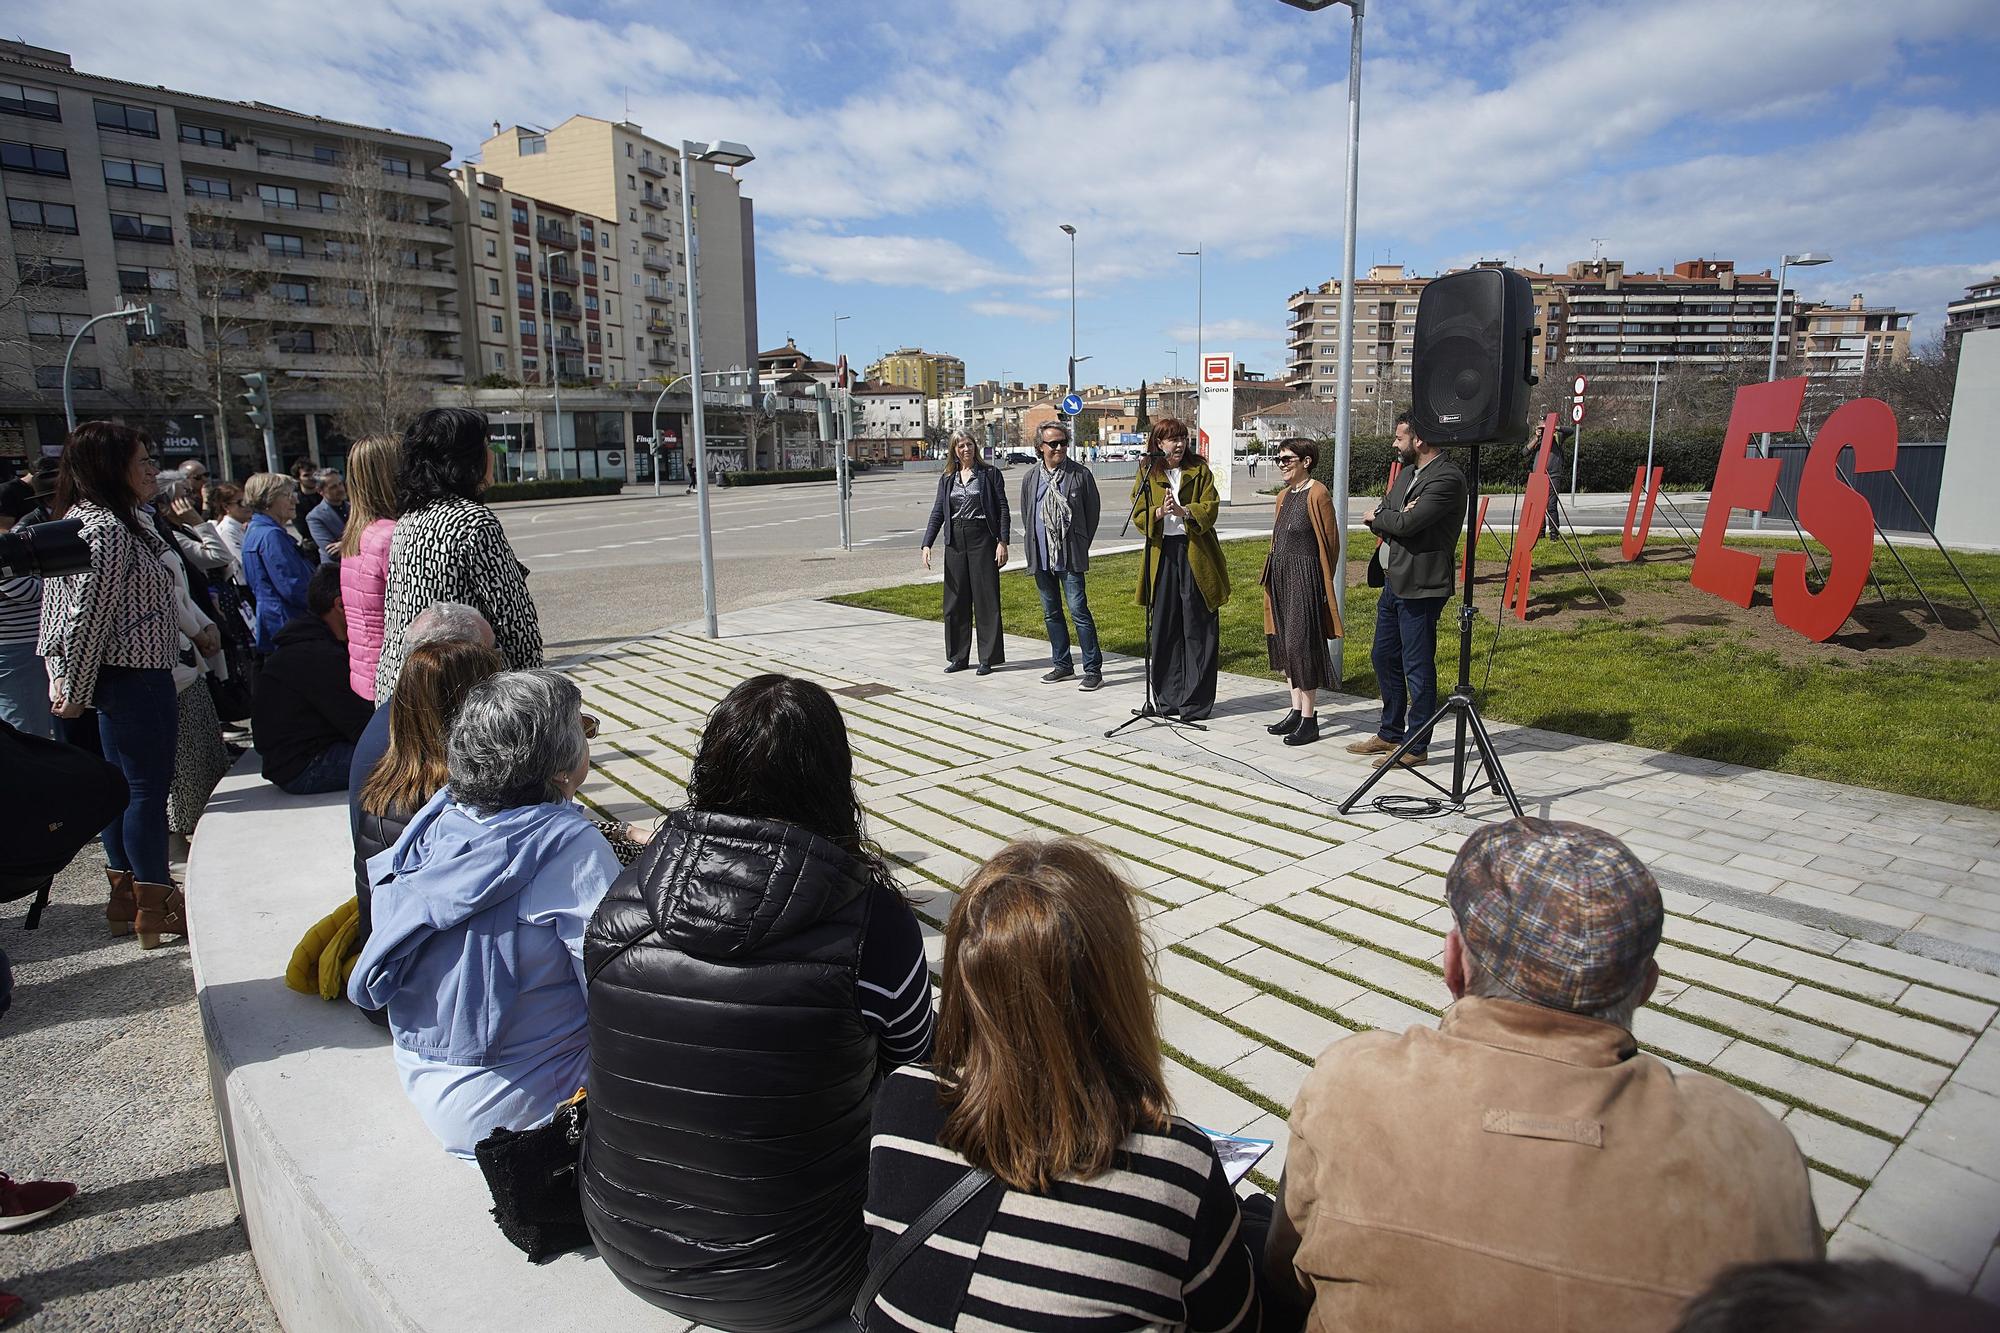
[[1264, 818, 1821, 1332]]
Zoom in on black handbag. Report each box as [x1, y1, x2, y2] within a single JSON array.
[[471, 1088, 592, 1263]]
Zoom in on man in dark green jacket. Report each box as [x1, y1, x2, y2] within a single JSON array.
[[1349, 411, 1466, 767]]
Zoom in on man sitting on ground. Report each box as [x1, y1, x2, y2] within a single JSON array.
[[1264, 817, 1820, 1333], [253, 563, 373, 795]]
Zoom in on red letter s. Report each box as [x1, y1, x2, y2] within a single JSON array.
[[1773, 398, 1896, 642]]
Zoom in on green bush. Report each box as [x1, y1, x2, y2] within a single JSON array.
[[484, 478, 625, 503], [1308, 429, 1726, 496], [721, 468, 835, 486]]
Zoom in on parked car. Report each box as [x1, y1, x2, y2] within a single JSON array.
[[1003, 448, 1036, 465]]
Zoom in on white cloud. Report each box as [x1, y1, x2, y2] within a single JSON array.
[[967, 301, 1060, 323], [767, 229, 1022, 293], [1167, 317, 1280, 347]]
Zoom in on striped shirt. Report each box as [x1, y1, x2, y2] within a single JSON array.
[[857, 880, 936, 1064], [862, 1065, 1260, 1333], [0, 572, 39, 644]]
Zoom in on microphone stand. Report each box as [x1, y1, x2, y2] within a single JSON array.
[[1108, 459, 1205, 737]]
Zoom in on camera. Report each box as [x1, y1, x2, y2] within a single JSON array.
[[0, 518, 90, 579]]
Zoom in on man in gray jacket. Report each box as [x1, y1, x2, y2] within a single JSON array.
[[1020, 422, 1103, 691], [1350, 411, 1466, 767]]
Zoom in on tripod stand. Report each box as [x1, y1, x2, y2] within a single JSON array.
[[1108, 464, 1206, 737], [1339, 439, 1523, 818]]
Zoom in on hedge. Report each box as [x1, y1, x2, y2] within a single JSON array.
[[1307, 429, 1728, 496], [484, 478, 625, 503], [721, 468, 835, 486]]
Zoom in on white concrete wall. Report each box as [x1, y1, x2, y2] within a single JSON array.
[[1934, 328, 1999, 548]]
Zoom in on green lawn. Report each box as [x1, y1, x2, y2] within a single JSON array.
[[834, 535, 2000, 809]]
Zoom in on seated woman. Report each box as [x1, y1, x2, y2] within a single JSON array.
[[859, 837, 1262, 1332], [347, 669, 619, 1160], [582, 673, 934, 1333]]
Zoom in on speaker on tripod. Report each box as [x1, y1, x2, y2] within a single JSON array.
[[1339, 267, 1539, 819]]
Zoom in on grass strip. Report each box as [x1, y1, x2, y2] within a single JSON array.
[[1663, 936, 1980, 1035], [1161, 1041, 1290, 1122]]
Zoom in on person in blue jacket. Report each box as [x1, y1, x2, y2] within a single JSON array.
[[347, 668, 619, 1160], [239, 472, 315, 654]]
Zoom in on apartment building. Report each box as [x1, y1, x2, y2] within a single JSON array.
[[1945, 275, 2000, 352], [1285, 264, 1428, 407], [926, 387, 974, 436], [477, 115, 757, 384], [451, 165, 625, 385], [849, 381, 926, 461], [866, 346, 965, 398], [1548, 258, 1804, 391], [1797, 293, 1911, 377], [0, 40, 461, 474]]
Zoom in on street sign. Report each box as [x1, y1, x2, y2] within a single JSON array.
[[1061, 393, 1083, 416], [1572, 374, 1588, 395], [1570, 403, 1586, 424]]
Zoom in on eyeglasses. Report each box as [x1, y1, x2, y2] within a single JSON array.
[[581, 713, 599, 740], [1276, 455, 1300, 465]]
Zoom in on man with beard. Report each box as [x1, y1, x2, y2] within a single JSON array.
[[1348, 410, 1466, 768]]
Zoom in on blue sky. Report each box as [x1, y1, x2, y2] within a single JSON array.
[[30, 0, 2000, 387]]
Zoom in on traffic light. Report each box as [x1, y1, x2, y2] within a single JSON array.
[[239, 372, 272, 432], [814, 382, 833, 441]]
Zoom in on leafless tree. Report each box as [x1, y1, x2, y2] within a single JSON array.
[[322, 144, 436, 442], [0, 233, 76, 393], [1857, 333, 1958, 441], [151, 201, 285, 476]]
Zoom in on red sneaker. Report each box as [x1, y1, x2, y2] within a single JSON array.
[[0, 1173, 78, 1232]]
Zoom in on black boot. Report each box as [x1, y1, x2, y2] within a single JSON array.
[[1284, 715, 1321, 747], [1266, 709, 1302, 736]]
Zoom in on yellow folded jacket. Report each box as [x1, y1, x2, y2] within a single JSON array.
[[286, 897, 361, 999]]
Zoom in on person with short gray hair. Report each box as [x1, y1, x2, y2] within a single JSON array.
[[306, 467, 349, 554], [348, 667, 618, 1159], [403, 601, 495, 651], [1264, 817, 1821, 1332], [239, 472, 314, 652]]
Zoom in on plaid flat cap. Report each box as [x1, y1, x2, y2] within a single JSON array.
[[1447, 817, 1663, 1013]]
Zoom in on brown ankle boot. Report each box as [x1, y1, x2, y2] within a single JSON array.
[[106, 868, 137, 936], [133, 882, 186, 950]]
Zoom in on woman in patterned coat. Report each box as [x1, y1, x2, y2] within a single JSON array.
[[374, 408, 542, 703]]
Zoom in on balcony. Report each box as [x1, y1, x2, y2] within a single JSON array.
[[640, 223, 669, 242], [643, 254, 672, 273], [536, 224, 575, 250], [639, 158, 666, 178], [544, 296, 579, 319], [645, 318, 673, 336], [543, 266, 579, 287]]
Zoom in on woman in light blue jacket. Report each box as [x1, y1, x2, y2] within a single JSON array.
[[348, 668, 618, 1159], [239, 472, 314, 654]]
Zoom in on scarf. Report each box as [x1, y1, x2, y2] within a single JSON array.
[[1038, 465, 1074, 562]]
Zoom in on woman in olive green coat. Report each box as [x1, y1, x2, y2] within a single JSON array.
[[1131, 417, 1230, 721]]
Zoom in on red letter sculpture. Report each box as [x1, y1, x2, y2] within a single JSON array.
[[1504, 414, 1558, 619], [1773, 398, 1896, 641], [1621, 465, 1665, 560], [1691, 378, 1806, 607]]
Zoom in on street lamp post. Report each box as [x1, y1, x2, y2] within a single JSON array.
[[63, 302, 159, 429], [834, 312, 852, 548], [1753, 250, 1830, 530], [678, 138, 756, 638], [650, 369, 745, 497], [1279, 0, 1363, 683], [1178, 246, 1203, 392], [1166, 349, 1178, 382], [1060, 224, 1079, 400], [539, 250, 563, 481]]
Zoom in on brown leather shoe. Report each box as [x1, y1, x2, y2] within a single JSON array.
[[1373, 750, 1428, 769], [106, 867, 136, 936], [1346, 735, 1396, 756], [133, 882, 186, 950]]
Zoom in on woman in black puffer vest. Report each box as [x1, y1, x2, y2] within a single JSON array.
[[582, 674, 935, 1332]]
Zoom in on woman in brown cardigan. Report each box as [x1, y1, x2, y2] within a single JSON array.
[[1260, 437, 1343, 745]]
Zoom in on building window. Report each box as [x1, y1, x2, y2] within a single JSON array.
[[480, 199, 496, 218], [39, 365, 101, 390], [258, 183, 299, 207], [28, 312, 94, 341], [599, 229, 609, 246], [517, 280, 534, 299], [626, 175, 636, 191], [0, 80, 61, 121], [494, 351, 507, 369], [108, 209, 172, 243], [94, 99, 159, 137], [490, 314, 503, 333], [263, 231, 304, 257], [179, 122, 228, 148], [0, 140, 68, 176], [381, 156, 411, 177], [584, 293, 598, 311], [103, 156, 167, 190], [271, 280, 311, 305], [520, 318, 537, 337], [510, 203, 529, 225], [519, 136, 545, 156], [274, 329, 316, 353], [184, 173, 231, 200], [485, 238, 497, 257], [487, 277, 500, 295], [18, 255, 86, 288]]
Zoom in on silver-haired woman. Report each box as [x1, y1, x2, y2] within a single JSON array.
[[347, 668, 621, 1159]]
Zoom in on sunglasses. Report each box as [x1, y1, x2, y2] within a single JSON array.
[[581, 713, 599, 740], [1276, 454, 1300, 465]]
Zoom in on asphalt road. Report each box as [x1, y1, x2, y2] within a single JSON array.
[[496, 467, 1714, 657]]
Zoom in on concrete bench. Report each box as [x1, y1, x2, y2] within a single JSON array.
[[188, 763, 687, 1331]]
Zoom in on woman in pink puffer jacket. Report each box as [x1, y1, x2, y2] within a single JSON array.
[[339, 436, 400, 700]]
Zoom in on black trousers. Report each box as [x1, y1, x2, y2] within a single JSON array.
[[942, 518, 1004, 668], [1150, 535, 1218, 719]]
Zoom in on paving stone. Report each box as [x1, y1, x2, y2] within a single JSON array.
[[1828, 1223, 1973, 1289], [1228, 993, 1353, 1063], [1978, 1245, 2000, 1304], [1654, 942, 1794, 1004], [1808, 1169, 1864, 1231], [1233, 1112, 1292, 1182], [1776, 986, 1972, 1064], [1232, 909, 1349, 964], [1832, 939, 2000, 1004], [1901, 1084, 2000, 1183], [1157, 996, 1260, 1070], [1272, 890, 1345, 923], [1164, 1060, 1265, 1138], [1662, 915, 1753, 956], [1157, 950, 1261, 1013], [1223, 1046, 1313, 1108], [1335, 988, 1438, 1034], [1316, 874, 1440, 922], [1631, 1006, 1734, 1066], [1151, 893, 1261, 943], [1835, 1042, 1952, 1099], [1219, 945, 1366, 1015], [1783, 1108, 1896, 1181], [1711, 1043, 1925, 1138], [1310, 899, 1441, 960], [1954, 1030, 2000, 1099], [1321, 942, 1452, 1012], [1737, 939, 1910, 1005], [1773, 883, 1924, 931], [1178, 927, 1263, 966], [1842, 1145, 2000, 1282], [1667, 987, 1856, 1065]]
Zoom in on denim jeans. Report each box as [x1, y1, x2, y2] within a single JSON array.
[[277, 740, 357, 796], [1371, 586, 1448, 751], [82, 666, 178, 884], [0, 640, 53, 739], [1033, 568, 1101, 675]]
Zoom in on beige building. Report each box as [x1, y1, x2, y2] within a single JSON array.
[[865, 345, 965, 398], [476, 115, 758, 385], [1797, 293, 1911, 377], [0, 38, 459, 475], [1285, 264, 1428, 408], [1945, 275, 2000, 352]]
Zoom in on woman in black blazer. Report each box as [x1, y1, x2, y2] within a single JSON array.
[[920, 433, 1009, 674]]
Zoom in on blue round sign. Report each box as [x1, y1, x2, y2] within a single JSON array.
[[1061, 393, 1083, 416]]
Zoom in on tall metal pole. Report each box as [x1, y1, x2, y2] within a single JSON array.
[[1753, 255, 1792, 533], [1645, 357, 1662, 481], [1328, 0, 1364, 685], [1062, 224, 1078, 399], [834, 313, 851, 549], [547, 249, 564, 482], [680, 142, 718, 637], [63, 305, 149, 429]]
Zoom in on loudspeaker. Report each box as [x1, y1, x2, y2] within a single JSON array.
[[1410, 267, 1539, 445]]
